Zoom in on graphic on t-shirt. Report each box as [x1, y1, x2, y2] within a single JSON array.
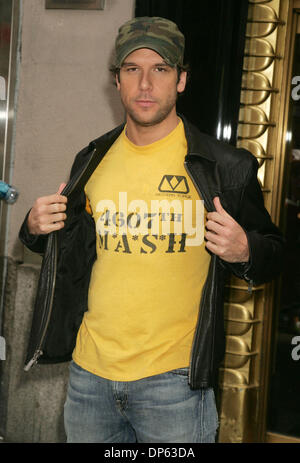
[[158, 175, 189, 194]]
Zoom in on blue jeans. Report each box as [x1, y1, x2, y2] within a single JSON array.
[[64, 361, 219, 443]]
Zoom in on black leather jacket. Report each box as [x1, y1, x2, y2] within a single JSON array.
[[19, 116, 284, 389]]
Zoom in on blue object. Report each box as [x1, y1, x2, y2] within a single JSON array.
[[0, 181, 18, 204]]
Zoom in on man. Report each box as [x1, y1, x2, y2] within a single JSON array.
[[19, 17, 284, 443]]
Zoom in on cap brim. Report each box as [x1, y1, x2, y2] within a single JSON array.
[[117, 42, 175, 67]]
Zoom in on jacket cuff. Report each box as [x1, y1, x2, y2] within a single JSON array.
[[19, 210, 47, 253], [218, 229, 252, 281]]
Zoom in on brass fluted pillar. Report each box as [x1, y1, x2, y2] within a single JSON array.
[[217, 0, 291, 443]]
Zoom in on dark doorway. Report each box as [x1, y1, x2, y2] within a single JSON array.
[[267, 31, 300, 440], [135, 0, 248, 146]]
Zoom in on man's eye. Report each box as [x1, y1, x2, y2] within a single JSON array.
[[156, 67, 167, 72], [126, 67, 138, 72]]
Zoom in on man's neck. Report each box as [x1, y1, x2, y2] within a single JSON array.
[[125, 114, 180, 146]]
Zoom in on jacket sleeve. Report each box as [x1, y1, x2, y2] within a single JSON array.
[[224, 157, 285, 286]]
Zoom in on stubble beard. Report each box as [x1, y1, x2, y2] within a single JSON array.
[[122, 93, 178, 128]]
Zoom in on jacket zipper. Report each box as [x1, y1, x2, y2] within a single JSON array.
[[24, 149, 97, 371], [184, 158, 213, 387], [247, 279, 253, 294], [24, 349, 44, 371], [24, 234, 58, 371]]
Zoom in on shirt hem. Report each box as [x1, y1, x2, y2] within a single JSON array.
[[72, 354, 189, 382]]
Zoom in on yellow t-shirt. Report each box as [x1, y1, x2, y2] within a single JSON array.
[[73, 119, 211, 381]]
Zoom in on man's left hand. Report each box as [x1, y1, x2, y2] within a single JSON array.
[[205, 197, 249, 263]]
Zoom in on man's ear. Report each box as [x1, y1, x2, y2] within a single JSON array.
[[115, 73, 121, 90], [177, 71, 187, 94]]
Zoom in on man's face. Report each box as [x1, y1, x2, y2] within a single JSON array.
[[116, 48, 187, 128]]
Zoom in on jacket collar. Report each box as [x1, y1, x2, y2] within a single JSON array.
[[180, 114, 216, 163], [177, 114, 221, 213]]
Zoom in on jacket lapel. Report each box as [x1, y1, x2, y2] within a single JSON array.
[[181, 115, 222, 213], [65, 124, 125, 201]]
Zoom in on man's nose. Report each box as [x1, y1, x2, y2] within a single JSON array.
[[139, 71, 152, 91]]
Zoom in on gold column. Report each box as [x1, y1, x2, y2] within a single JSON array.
[[217, 0, 290, 443]]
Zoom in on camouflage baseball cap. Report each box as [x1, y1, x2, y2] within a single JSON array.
[[115, 16, 185, 68]]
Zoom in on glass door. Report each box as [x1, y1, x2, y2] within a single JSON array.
[[0, 1, 12, 179], [0, 0, 20, 339]]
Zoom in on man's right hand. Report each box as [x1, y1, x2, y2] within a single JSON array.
[[27, 183, 67, 235]]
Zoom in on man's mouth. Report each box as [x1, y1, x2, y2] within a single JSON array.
[[135, 99, 156, 108]]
